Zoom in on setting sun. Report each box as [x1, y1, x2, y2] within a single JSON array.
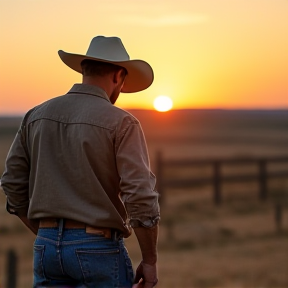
[[153, 96, 173, 112]]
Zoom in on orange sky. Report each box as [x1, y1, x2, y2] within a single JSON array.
[[0, 0, 287, 114]]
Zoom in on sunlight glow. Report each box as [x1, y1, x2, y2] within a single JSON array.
[[153, 96, 173, 112]]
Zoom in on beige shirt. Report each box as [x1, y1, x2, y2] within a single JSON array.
[[1, 84, 160, 236]]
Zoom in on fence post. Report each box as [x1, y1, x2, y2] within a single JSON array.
[[6, 249, 17, 288], [156, 151, 164, 205], [259, 159, 267, 201], [275, 203, 282, 232], [213, 160, 221, 205]]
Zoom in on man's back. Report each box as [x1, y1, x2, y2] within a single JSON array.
[[23, 84, 155, 236], [26, 84, 126, 228]]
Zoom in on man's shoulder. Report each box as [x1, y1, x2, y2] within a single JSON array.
[[110, 106, 140, 125], [22, 95, 65, 124]]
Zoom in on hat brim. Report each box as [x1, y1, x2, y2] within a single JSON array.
[[58, 50, 154, 93]]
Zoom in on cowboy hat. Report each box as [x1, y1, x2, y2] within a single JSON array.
[[58, 36, 154, 93]]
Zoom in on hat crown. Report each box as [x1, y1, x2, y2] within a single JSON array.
[[86, 36, 130, 62]]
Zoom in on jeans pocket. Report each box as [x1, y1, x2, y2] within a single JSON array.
[[76, 247, 120, 288], [33, 245, 47, 285]]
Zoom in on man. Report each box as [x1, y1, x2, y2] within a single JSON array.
[[1, 36, 160, 288]]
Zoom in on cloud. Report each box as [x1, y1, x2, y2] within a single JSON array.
[[122, 14, 208, 27]]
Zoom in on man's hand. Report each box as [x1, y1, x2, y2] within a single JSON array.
[[132, 223, 159, 287], [133, 261, 158, 288]]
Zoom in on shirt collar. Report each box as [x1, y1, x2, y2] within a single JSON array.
[[67, 84, 111, 103]]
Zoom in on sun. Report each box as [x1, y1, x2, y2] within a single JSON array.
[[153, 95, 173, 112]]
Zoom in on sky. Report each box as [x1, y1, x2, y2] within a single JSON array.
[[0, 0, 287, 114]]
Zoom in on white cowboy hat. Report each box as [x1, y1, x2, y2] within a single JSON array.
[[58, 36, 154, 93]]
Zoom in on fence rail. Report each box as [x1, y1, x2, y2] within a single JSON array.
[[156, 153, 288, 205]]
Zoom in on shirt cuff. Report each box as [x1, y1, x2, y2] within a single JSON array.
[[6, 201, 28, 216], [129, 215, 160, 228]]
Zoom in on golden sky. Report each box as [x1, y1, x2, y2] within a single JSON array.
[[0, 0, 287, 114]]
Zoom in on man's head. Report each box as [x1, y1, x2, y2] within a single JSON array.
[[80, 59, 127, 104], [81, 59, 127, 78], [58, 36, 154, 94]]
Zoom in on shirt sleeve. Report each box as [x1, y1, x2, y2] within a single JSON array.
[[115, 120, 160, 228], [1, 127, 30, 216]]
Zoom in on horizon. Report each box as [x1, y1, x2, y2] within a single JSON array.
[[1, 107, 288, 118]]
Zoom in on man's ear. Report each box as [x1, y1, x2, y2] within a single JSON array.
[[113, 69, 126, 85], [112, 71, 118, 84], [113, 69, 123, 84]]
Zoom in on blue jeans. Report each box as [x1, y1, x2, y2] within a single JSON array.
[[33, 220, 134, 288]]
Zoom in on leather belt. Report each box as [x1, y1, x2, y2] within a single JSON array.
[[39, 218, 113, 239]]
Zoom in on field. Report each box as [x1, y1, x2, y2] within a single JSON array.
[[0, 109, 288, 288]]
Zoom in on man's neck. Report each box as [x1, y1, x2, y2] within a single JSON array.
[[82, 76, 112, 98]]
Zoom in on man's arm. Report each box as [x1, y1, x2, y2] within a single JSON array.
[[133, 224, 159, 288], [115, 120, 160, 286], [1, 120, 30, 223]]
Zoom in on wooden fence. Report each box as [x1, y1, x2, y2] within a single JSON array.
[[155, 152, 288, 205]]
